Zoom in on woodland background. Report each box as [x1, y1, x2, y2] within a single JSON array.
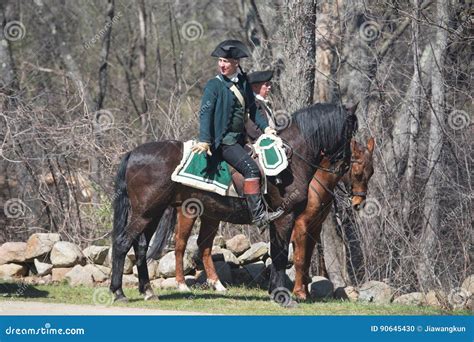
[[0, 0, 472, 294]]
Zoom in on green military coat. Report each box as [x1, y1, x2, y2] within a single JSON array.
[[198, 73, 269, 151]]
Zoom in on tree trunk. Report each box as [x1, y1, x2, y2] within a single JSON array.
[[314, 0, 341, 103], [321, 204, 350, 288], [401, 0, 422, 223], [279, 0, 316, 112], [0, 1, 16, 97], [137, 0, 148, 143], [417, 0, 449, 290]]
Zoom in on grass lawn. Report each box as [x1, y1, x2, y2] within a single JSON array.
[[1, 283, 471, 315]]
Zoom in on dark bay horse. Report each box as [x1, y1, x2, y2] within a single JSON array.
[[291, 137, 374, 301], [110, 103, 358, 302]]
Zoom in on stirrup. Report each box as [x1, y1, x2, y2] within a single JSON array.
[[253, 209, 284, 232]]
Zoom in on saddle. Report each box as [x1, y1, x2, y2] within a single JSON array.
[[171, 134, 291, 198]]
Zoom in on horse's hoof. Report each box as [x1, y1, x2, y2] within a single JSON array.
[[293, 290, 308, 302], [177, 283, 191, 292], [208, 279, 227, 292], [144, 294, 159, 301], [114, 295, 129, 303]]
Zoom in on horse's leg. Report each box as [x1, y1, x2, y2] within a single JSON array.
[[110, 231, 135, 302], [303, 223, 320, 299], [198, 217, 226, 292], [292, 218, 309, 301], [175, 207, 196, 292], [269, 214, 297, 306], [133, 219, 159, 301]]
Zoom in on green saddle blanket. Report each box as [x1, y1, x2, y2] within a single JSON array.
[[171, 135, 288, 197]]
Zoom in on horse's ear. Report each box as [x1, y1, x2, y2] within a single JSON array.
[[345, 102, 359, 115], [367, 137, 375, 153]]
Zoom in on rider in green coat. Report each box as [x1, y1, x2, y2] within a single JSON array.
[[192, 40, 283, 227]]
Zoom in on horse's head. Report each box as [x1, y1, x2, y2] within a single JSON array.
[[343, 137, 375, 209]]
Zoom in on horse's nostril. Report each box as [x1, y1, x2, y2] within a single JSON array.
[[354, 203, 361, 211]]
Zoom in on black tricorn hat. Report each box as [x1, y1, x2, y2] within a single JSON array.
[[247, 70, 274, 84], [211, 40, 250, 59]]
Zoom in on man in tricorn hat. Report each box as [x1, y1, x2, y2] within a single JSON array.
[[191, 40, 283, 227], [245, 70, 276, 141]]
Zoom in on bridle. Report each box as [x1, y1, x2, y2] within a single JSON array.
[[281, 135, 365, 201]]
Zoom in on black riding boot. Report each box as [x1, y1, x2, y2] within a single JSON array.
[[244, 178, 284, 228]]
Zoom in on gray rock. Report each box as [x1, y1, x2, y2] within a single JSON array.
[[133, 260, 160, 280], [358, 280, 394, 304], [104, 248, 134, 274], [158, 251, 193, 278], [286, 265, 296, 282], [83, 264, 110, 283], [65, 265, 94, 286], [52, 267, 73, 282], [50, 242, 84, 267], [40, 274, 52, 285], [238, 242, 268, 265], [424, 290, 441, 307], [126, 249, 136, 263], [83, 246, 109, 265], [226, 234, 250, 256], [448, 287, 472, 309], [186, 235, 200, 261], [213, 235, 226, 248], [334, 286, 359, 302], [214, 261, 232, 285], [122, 274, 139, 287], [25, 233, 60, 259], [309, 276, 334, 300], [461, 275, 474, 294], [288, 243, 294, 265], [393, 292, 425, 306], [0, 263, 28, 279], [34, 258, 53, 276], [212, 247, 239, 267], [0, 242, 27, 263], [150, 278, 164, 288], [243, 261, 267, 287], [161, 277, 178, 289]]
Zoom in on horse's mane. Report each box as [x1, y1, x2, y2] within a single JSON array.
[[291, 103, 358, 157]]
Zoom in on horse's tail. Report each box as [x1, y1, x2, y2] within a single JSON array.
[[146, 207, 177, 260], [113, 152, 132, 240]]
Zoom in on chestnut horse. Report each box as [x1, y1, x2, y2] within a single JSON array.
[[157, 138, 374, 296], [291, 137, 374, 301], [110, 103, 357, 303]]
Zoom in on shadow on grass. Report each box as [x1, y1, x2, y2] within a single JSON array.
[[159, 292, 264, 302], [0, 282, 49, 298], [129, 292, 268, 302]]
